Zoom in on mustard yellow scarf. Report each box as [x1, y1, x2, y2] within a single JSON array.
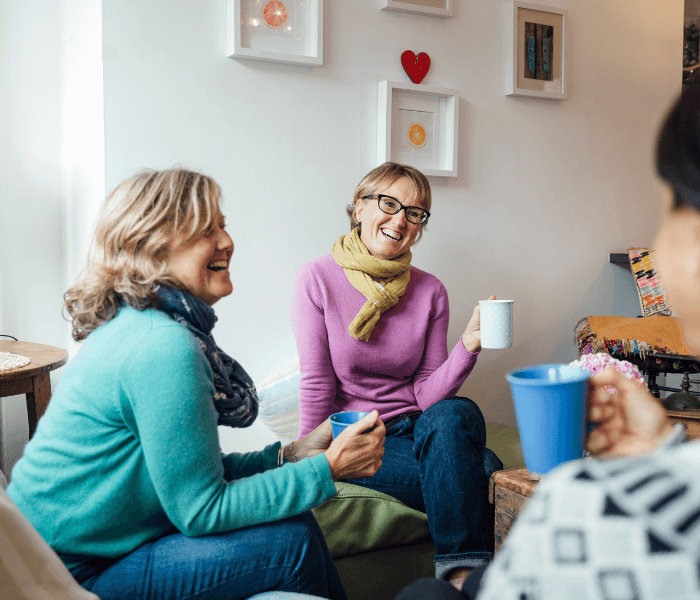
[[331, 228, 412, 341]]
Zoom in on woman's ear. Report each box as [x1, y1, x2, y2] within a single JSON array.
[[354, 201, 364, 224]]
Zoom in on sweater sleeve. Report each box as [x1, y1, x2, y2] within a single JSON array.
[[120, 324, 337, 537], [412, 283, 479, 411], [292, 262, 339, 438]]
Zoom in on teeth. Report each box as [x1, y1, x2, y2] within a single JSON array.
[[382, 229, 402, 241], [208, 260, 227, 269]]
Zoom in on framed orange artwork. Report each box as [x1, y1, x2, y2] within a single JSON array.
[[377, 81, 459, 178], [227, 0, 323, 66]]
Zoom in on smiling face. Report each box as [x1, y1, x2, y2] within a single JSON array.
[[166, 212, 234, 305], [355, 177, 423, 261]]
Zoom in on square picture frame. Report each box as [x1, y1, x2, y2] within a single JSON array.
[[380, 0, 453, 19], [377, 80, 459, 178], [505, 1, 567, 100], [227, 0, 323, 66]]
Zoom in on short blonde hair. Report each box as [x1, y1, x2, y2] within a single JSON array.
[[64, 168, 222, 341], [346, 162, 432, 243]]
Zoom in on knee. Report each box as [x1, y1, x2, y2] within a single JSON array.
[[281, 511, 323, 543], [481, 446, 503, 478], [417, 398, 486, 442], [275, 512, 327, 561]]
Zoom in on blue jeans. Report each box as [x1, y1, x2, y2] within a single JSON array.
[[63, 512, 347, 600], [344, 398, 503, 579]]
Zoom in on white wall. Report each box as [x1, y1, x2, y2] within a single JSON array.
[[0, 0, 104, 478], [1, 0, 64, 475], [99, 0, 683, 451]]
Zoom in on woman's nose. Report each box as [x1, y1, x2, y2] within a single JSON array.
[[391, 209, 408, 226], [218, 229, 234, 252]]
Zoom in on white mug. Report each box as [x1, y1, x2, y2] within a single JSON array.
[[479, 300, 514, 349]]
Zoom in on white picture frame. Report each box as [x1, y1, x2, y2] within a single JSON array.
[[505, 1, 567, 100], [377, 80, 459, 178], [227, 0, 323, 66], [380, 0, 453, 19]]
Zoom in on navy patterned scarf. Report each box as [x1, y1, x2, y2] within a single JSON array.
[[156, 285, 258, 428]]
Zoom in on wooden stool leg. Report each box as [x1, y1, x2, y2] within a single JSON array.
[[26, 372, 51, 439]]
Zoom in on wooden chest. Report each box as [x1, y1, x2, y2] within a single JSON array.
[[489, 467, 540, 553]]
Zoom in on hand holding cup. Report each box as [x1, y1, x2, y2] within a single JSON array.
[[462, 294, 497, 352], [586, 367, 674, 457], [324, 410, 385, 481]]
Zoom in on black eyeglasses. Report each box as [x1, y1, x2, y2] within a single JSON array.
[[362, 194, 430, 225]]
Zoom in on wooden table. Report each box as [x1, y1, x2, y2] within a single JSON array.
[[0, 340, 68, 439], [489, 467, 540, 553]]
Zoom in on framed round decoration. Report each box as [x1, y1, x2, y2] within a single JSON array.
[[262, 0, 289, 29], [377, 80, 459, 177], [228, 0, 324, 67]]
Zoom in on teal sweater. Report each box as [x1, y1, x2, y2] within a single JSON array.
[[8, 307, 336, 568]]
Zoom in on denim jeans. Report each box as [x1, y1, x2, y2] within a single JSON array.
[[344, 398, 503, 579], [63, 511, 347, 600]]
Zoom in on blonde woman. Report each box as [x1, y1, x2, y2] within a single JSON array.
[[7, 168, 385, 600], [292, 162, 502, 588]]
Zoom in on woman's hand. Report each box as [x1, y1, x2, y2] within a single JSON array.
[[586, 367, 674, 457], [292, 419, 334, 460], [323, 411, 386, 481], [461, 295, 496, 353]]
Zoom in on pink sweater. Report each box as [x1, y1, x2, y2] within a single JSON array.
[[292, 254, 479, 437]]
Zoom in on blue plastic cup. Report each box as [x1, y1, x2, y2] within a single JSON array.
[[329, 411, 370, 439], [505, 364, 590, 474]]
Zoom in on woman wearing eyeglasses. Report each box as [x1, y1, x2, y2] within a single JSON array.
[[292, 162, 503, 588]]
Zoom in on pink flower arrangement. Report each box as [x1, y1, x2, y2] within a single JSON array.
[[569, 353, 647, 390]]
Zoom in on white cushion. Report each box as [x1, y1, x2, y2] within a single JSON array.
[[257, 355, 301, 445]]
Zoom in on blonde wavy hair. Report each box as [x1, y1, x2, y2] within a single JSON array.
[[346, 162, 432, 243], [64, 168, 222, 341]]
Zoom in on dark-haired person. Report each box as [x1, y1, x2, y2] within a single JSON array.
[[292, 162, 503, 588], [396, 82, 700, 600], [7, 168, 385, 600]]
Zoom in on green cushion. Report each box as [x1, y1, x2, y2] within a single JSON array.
[[485, 421, 525, 470], [312, 483, 431, 559]]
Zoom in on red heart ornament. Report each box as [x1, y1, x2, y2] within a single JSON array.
[[401, 50, 431, 84]]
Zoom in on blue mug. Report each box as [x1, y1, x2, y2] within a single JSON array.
[[505, 364, 590, 474], [329, 411, 370, 439]]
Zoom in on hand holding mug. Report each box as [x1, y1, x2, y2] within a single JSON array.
[[587, 367, 673, 457], [324, 411, 385, 481], [462, 295, 497, 352]]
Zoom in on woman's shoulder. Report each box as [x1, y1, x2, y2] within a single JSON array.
[[409, 265, 447, 296], [297, 254, 342, 282], [95, 305, 199, 354], [302, 253, 336, 270], [108, 304, 182, 330]]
